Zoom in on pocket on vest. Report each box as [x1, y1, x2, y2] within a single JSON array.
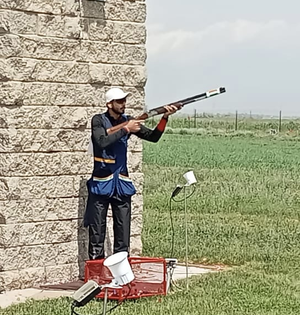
[[117, 175, 136, 197], [88, 175, 114, 196]]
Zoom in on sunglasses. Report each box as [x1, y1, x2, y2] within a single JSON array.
[[114, 98, 127, 104]]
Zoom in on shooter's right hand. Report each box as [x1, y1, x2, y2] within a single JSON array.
[[126, 120, 142, 133]]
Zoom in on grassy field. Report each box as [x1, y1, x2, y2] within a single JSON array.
[[1, 133, 300, 314], [142, 135, 300, 270], [141, 134, 300, 314]]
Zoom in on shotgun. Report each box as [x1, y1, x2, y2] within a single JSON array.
[[107, 87, 226, 134]]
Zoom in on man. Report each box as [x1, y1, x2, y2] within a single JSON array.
[[84, 87, 179, 260]]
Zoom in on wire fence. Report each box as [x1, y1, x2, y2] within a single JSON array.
[[146, 110, 300, 134]]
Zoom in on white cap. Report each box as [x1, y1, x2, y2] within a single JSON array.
[[105, 87, 130, 103]]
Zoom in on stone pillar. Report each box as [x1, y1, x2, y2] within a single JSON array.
[[0, 0, 147, 290]]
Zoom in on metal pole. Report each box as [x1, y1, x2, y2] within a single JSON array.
[[102, 288, 108, 315], [278, 110, 282, 133], [184, 186, 189, 290], [235, 110, 238, 131]]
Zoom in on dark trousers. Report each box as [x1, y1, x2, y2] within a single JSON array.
[[84, 192, 131, 260]]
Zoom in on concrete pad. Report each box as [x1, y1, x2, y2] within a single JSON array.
[[172, 264, 214, 281], [31, 289, 75, 300], [0, 289, 44, 309], [0, 288, 75, 309]]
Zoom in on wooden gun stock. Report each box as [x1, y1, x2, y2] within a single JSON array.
[[107, 87, 226, 134]]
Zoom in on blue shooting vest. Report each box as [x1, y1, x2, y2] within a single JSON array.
[[87, 114, 136, 197]]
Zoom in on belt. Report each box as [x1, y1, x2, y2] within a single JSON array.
[[93, 175, 114, 182]]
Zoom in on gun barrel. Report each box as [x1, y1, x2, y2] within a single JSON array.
[[180, 87, 226, 105], [144, 87, 226, 119]]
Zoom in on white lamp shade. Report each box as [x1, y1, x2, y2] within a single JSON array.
[[183, 171, 197, 186], [103, 252, 134, 285]]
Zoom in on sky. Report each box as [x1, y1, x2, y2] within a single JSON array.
[[145, 0, 300, 116]]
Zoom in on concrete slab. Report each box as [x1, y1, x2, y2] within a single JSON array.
[[172, 264, 215, 281], [0, 288, 74, 309], [0, 263, 217, 309]]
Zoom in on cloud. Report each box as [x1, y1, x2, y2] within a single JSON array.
[[147, 19, 297, 57], [232, 19, 287, 41]]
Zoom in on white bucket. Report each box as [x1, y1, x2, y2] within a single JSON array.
[[183, 171, 197, 186], [103, 252, 134, 285]]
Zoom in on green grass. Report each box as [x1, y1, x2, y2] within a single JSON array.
[[2, 271, 299, 315], [2, 270, 300, 315], [142, 135, 300, 268], [2, 133, 300, 314], [141, 134, 300, 314]]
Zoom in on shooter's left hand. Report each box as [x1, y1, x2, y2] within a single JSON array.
[[163, 104, 182, 118]]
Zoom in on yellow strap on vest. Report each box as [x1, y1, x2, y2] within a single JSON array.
[[94, 157, 115, 164]]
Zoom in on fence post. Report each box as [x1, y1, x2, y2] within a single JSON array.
[[194, 109, 196, 128], [235, 110, 238, 131], [278, 110, 282, 133]]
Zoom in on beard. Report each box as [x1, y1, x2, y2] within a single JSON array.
[[111, 106, 125, 115]]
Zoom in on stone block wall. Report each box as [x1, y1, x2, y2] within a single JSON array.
[[0, 0, 147, 290]]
